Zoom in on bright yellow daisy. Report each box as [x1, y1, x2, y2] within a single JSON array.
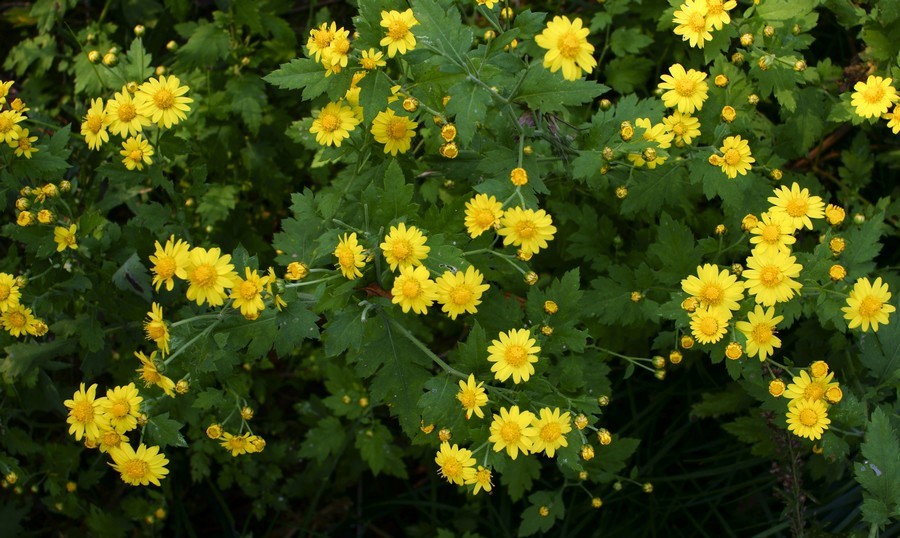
[[488, 406, 536, 460], [135, 351, 176, 397], [135, 75, 193, 128], [220, 432, 253, 456], [749, 212, 796, 256], [783, 370, 838, 403], [842, 277, 896, 332], [885, 105, 900, 134], [371, 109, 417, 155], [434, 442, 477, 486], [0, 272, 21, 312], [717, 135, 755, 178], [456, 373, 489, 419], [436, 266, 490, 319], [662, 110, 701, 145], [184, 247, 236, 307], [680, 263, 744, 315], [467, 466, 493, 495], [534, 16, 597, 81], [767, 182, 825, 231], [498, 207, 556, 256], [334, 232, 366, 280], [703, 0, 737, 29], [673, 0, 715, 49], [9, 126, 38, 158], [120, 134, 154, 171], [310, 102, 360, 147], [360, 48, 386, 70], [850, 75, 898, 119], [144, 302, 170, 356], [1, 304, 37, 337], [307, 22, 337, 62], [464, 193, 504, 238], [487, 328, 540, 384], [149, 235, 191, 291], [380, 222, 430, 271], [786, 399, 830, 440], [100, 383, 143, 434], [81, 98, 111, 150], [380, 9, 419, 58], [743, 250, 803, 306], [106, 86, 150, 137], [95, 426, 128, 453], [109, 443, 169, 486], [53, 224, 77, 252], [735, 305, 784, 361], [0, 109, 24, 145], [230, 268, 271, 320], [689, 307, 729, 344], [390, 265, 437, 315], [627, 118, 674, 168], [64, 383, 104, 441], [659, 64, 709, 114], [528, 407, 572, 457], [323, 27, 352, 69]]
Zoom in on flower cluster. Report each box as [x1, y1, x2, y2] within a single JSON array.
[[672, 0, 737, 50], [0, 80, 40, 159], [206, 424, 266, 457], [0, 271, 46, 338], [774, 362, 842, 441]]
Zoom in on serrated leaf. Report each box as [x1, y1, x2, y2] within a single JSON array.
[[855, 407, 900, 528], [145, 412, 187, 449], [410, 0, 473, 67], [514, 64, 608, 112], [177, 21, 230, 68], [445, 80, 492, 145], [298, 416, 346, 464]]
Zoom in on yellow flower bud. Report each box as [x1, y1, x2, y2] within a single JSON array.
[[809, 361, 829, 379], [715, 224, 727, 236], [597, 428, 612, 445], [794, 60, 807, 72], [175, 380, 190, 394], [599, 98, 613, 110], [770, 168, 783, 181], [240, 406, 254, 421], [5, 472, 17, 485], [88, 50, 101, 63], [166, 40, 178, 51], [725, 342, 743, 360], [155, 65, 167, 76], [539, 506, 550, 517], [402, 97, 418, 113], [285, 261, 309, 281], [134, 24, 145, 36], [615, 186, 628, 199], [721, 106, 736, 123], [643, 483, 654, 493], [654, 369, 666, 380], [206, 424, 223, 439], [517, 249, 533, 261], [420, 422, 435, 434], [483, 29, 496, 40], [581, 445, 595, 461], [523, 145, 533, 155], [592, 497, 603, 508], [441, 123, 457, 142], [731, 263, 743, 277], [440, 142, 458, 159], [541, 325, 553, 336], [574, 414, 588, 430], [103, 53, 117, 66], [768, 379, 785, 397], [829, 264, 846, 281], [742, 214, 759, 231], [714, 74, 729, 87], [681, 297, 698, 312], [825, 204, 845, 226], [669, 350, 683, 364], [619, 121, 634, 141], [740, 33, 754, 47], [825, 386, 843, 404], [59, 180, 72, 192], [731, 52, 744, 65], [358, 397, 369, 407], [155, 508, 166, 520], [829, 237, 845, 255], [652, 355, 665, 369], [17, 211, 34, 226], [500, 7, 514, 19], [748, 94, 760, 105], [510, 167, 528, 186], [438, 428, 451, 442], [631, 291, 643, 302], [544, 300, 559, 314], [598, 395, 610, 406], [524, 272, 539, 285], [66, 481, 77, 493], [708, 154, 724, 167], [763, 25, 775, 37]]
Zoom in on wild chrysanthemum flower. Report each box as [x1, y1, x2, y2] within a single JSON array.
[[109, 443, 169, 486], [323, 28, 352, 68], [749, 212, 796, 256], [456, 373, 489, 419], [464, 194, 503, 238], [144, 303, 170, 356], [434, 442, 477, 485], [390, 265, 437, 315], [0, 272, 21, 312], [380, 9, 419, 58], [717, 135, 754, 178], [380, 222, 430, 271], [100, 383, 143, 433], [64, 383, 104, 441], [498, 207, 556, 256], [307, 22, 337, 61], [53, 224, 78, 252], [106, 86, 150, 137], [529, 408, 572, 457], [786, 398, 830, 440], [1, 304, 36, 337], [680, 264, 744, 315], [703, 0, 737, 29], [96, 427, 128, 453], [360, 48, 386, 70], [627, 118, 674, 168], [135, 351, 176, 397], [735, 305, 784, 361], [662, 110, 701, 145], [9, 127, 38, 158], [534, 16, 597, 81], [767, 183, 825, 231], [135, 75, 193, 128], [672, 0, 715, 49], [309, 102, 360, 147], [743, 250, 803, 306], [334, 232, 366, 279], [467, 466, 493, 495], [842, 277, 896, 332], [184, 247, 236, 307], [371, 109, 417, 155], [689, 307, 729, 344], [230, 268, 271, 319], [436, 266, 490, 319], [783, 370, 838, 403], [81, 98, 111, 150], [488, 328, 540, 384], [489, 406, 536, 460], [220, 432, 252, 456], [659, 64, 709, 114], [0, 80, 13, 104], [120, 134, 154, 171], [850, 76, 898, 119], [885, 105, 900, 134], [149, 235, 191, 291]]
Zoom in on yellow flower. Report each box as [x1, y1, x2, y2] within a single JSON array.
[[717, 135, 754, 178], [767, 182, 825, 231], [307, 22, 337, 62], [64, 383, 104, 441], [850, 75, 898, 119], [464, 194, 503, 238], [120, 134, 154, 171], [786, 399, 830, 441], [100, 383, 143, 433], [809, 360, 829, 379], [529, 408, 572, 457], [467, 466, 493, 495], [476, 0, 496, 8], [106, 86, 150, 137], [135, 351, 176, 397], [743, 250, 803, 306], [81, 98, 111, 150], [390, 265, 437, 315], [680, 263, 744, 315], [627, 118, 674, 168], [96, 427, 128, 453], [135, 75, 193, 128], [825, 204, 845, 226], [842, 276, 896, 332], [703, 0, 737, 29], [334, 232, 366, 280], [434, 442, 477, 485], [662, 110, 701, 145], [380, 222, 430, 271], [149, 235, 191, 291], [53, 224, 78, 252], [184, 247, 237, 307], [672, 0, 715, 49], [323, 27, 352, 69], [230, 268, 271, 319], [371, 109, 418, 155], [1, 304, 37, 337], [0, 272, 22, 312], [783, 370, 838, 403], [735, 306, 784, 361], [380, 9, 419, 57], [0, 80, 13, 103], [9, 127, 38, 158], [144, 302, 170, 356], [659, 64, 709, 114], [285, 261, 309, 281], [749, 212, 796, 256], [534, 16, 597, 81], [220, 432, 252, 456], [0, 109, 25, 145], [488, 406, 536, 460], [689, 307, 729, 344], [456, 373, 489, 419], [498, 206, 556, 256], [885, 105, 900, 134], [436, 266, 490, 319], [360, 48, 386, 70], [488, 328, 540, 384], [109, 443, 169, 486], [309, 101, 360, 147]]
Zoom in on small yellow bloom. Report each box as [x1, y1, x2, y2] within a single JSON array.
[[54, 224, 78, 252]]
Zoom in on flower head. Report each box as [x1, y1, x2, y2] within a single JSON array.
[[64, 383, 104, 441], [0, 272, 21, 312], [108, 443, 169, 486], [307, 22, 338, 61], [436, 266, 490, 319], [230, 268, 271, 319], [498, 207, 557, 256], [749, 212, 796, 256], [842, 277, 895, 332], [488, 328, 540, 384], [360, 48, 386, 70], [9, 127, 38, 158], [680, 264, 744, 315], [135, 351, 176, 397], [735, 306, 784, 361], [120, 134, 154, 170], [662, 110, 701, 145], [380, 222, 430, 271], [144, 302, 170, 356], [54, 224, 78, 252], [850, 76, 898, 119], [467, 466, 493, 495], [717, 135, 754, 178], [743, 250, 803, 306], [434, 442, 476, 485], [783, 370, 838, 403], [464, 194, 503, 238], [380, 9, 419, 58], [627, 118, 674, 168], [529, 408, 572, 457], [310, 102, 360, 147], [220, 432, 252, 456], [786, 399, 830, 440], [489, 406, 537, 459], [135, 75, 193, 128], [534, 16, 597, 81], [334, 233, 366, 280], [457, 373, 489, 419], [106, 86, 150, 137], [149, 235, 191, 291], [704, 0, 737, 29], [767, 183, 825, 231], [659, 64, 709, 114], [371, 109, 417, 155], [185, 247, 236, 307], [673, 0, 715, 49], [100, 383, 143, 433], [885, 105, 900, 134], [689, 307, 729, 344], [80, 98, 110, 150], [390, 265, 437, 315], [1, 304, 37, 337]]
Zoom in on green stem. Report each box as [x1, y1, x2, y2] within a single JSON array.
[[284, 275, 340, 288], [386, 315, 465, 379], [171, 314, 220, 327], [164, 318, 222, 365]]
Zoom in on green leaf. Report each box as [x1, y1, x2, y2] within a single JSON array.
[[197, 184, 237, 225], [419, 374, 465, 432], [355, 422, 408, 478], [500, 456, 541, 501], [691, 386, 754, 418], [274, 300, 320, 356], [177, 21, 230, 68], [374, 160, 415, 224], [226, 76, 267, 135], [514, 64, 608, 112], [323, 308, 366, 357], [609, 27, 652, 57], [603, 57, 653, 94], [264, 58, 330, 101], [646, 212, 699, 283], [144, 412, 188, 449], [445, 80, 492, 145], [111, 252, 152, 302], [298, 416, 346, 464], [519, 490, 564, 536], [410, 0, 473, 67], [357, 69, 393, 124], [858, 306, 900, 381], [855, 407, 900, 528]]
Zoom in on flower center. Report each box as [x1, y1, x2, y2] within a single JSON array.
[[476, 468, 490, 484], [504, 344, 527, 367], [332, 38, 350, 55], [388, 119, 408, 140], [500, 422, 521, 443], [441, 457, 462, 479], [336, 246, 355, 268], [785, 198, 808, 218], [761, 224, 780, 243], [804, 383, 824, 401], [799, 408, 818, 427], [699, 316, 719, 336], [129, 149, 143, 162], [674, 77, 697, 96], [752, 324, 773, 344], [863, 85, 885, 104], [450, 285, 473, 306], [0, 117, 11, 132], [688, 12, 707, 32], [320, 112, 340, 132], [540, 423, 561, 442], [515, 220, 537, 239], [391, 240, 411, 261], [192, 264, 218, 288], [147, 323, 166, 340], [459, 390, 476, 408], [314, 31, 332, 49], [401, 279, 421, 299], [700, 284, 722, 305], [123, 459, 149, 480], [110, 401, 130, 418], [72, 400, 94, 422], [759, 266, 783, 287], [673, 123, 685, 135], [388, 21, 409, 41], [117, 103, 136, 122], [7, 312, 25, 328], [141, 367, 162, 384], [474, 209, 496, 228], [239, 281, 258, 300], [707, 0, 724, 15], [724, 148, 741, 166], [858, 296, 882, 317], [17, 138, 30, 150], [0, 285, 9, 301], [362, 58, 376, 69], [155, 257, 176, 279], [102, 431, 121, 447], [153, 89, 175, 110], [557, 32, 582, 59], [86, 115, 103, 133], [228, 437, 246, 451]]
